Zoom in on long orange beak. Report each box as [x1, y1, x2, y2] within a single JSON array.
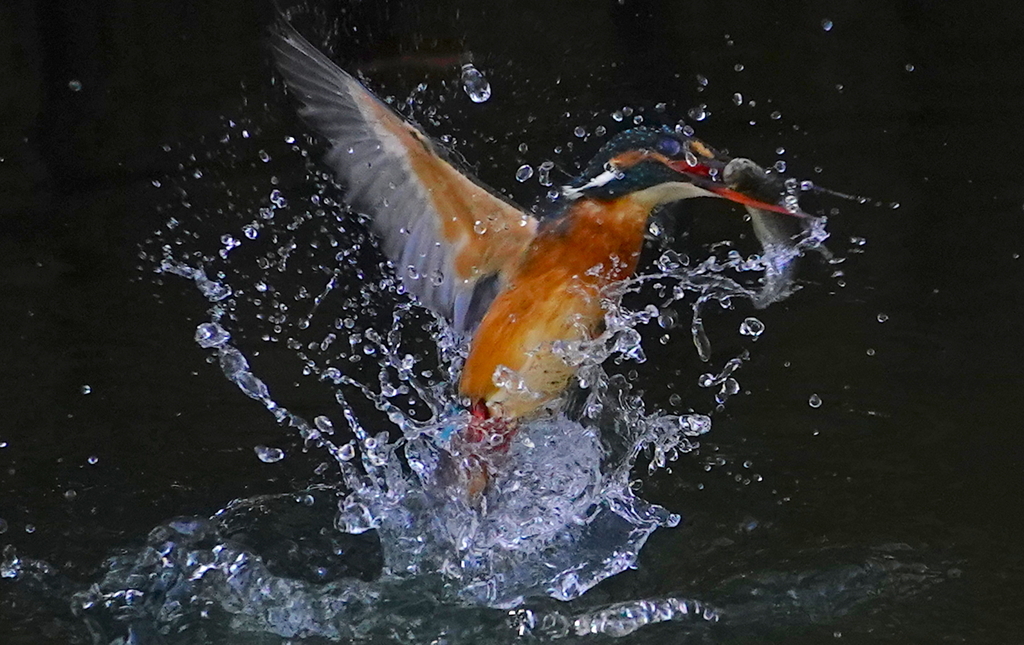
[[667, 159, 809, 218]]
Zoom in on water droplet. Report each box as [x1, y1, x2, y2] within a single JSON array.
[[687, 104, 708, 121], [776, 147, 786, 155], [719, 377, 740, 398], [657, 309, 678, 329], [594, 125, 607, 137], [739, 317, 765, 338], [877, 312, 889, 323], [87, 456, 99, 465], [822, 18, 834, 31], [770, 110, 782, 120], [68, 79, 82, 92], [254, 445, 285, 463], [80, 385, 92, 395], [461, 64, 491, 103], [25, 524, 35, 534], [732, 92, 743, 106], [195, 322, 231, 349], [905, 63, 915, 72], [808, 393, 822, 408], [537, 161, 554, 186], [515, 164, 534, 182], [734, 63, 745, 72], [339, 442, 356, 461], [773, 160, 787, 172], [611, 110, 623, 122], [258, 150, 271, 163], [692, 320, 711, 361], [573, 126, 586, 138], [64, 489, 77, 501], [218, 347, 250, 379], [866, 348, 876, 356], [0, 519, 6, 534], [314, 415, 335, 434]]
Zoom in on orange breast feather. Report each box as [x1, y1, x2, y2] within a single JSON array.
[[459, 196, 652, 418]]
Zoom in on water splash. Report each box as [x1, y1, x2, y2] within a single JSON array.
[[146, 202, 828, 609], [122, 90, 836, 640]]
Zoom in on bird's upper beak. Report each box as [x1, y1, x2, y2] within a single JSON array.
[[667, 156, 808, 218]]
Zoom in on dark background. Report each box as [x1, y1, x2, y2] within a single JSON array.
[[1, 0, 1022, 642]]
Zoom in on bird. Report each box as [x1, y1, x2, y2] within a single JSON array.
[[270, 17, 807, 499]]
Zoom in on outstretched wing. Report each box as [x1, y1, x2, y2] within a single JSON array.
[[270, 19, 538, 334]]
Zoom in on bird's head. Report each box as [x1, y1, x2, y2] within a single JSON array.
[[563, 127, 802, 216]]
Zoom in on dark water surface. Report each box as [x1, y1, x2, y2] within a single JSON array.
[[2, 0, 1023, 642]]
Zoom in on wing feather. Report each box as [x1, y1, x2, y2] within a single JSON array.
[[270, 18, 537, 334]]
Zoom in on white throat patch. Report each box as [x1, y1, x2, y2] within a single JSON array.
[[561, 167, 621, 200]]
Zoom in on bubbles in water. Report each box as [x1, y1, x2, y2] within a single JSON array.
[[739, 317, 765, 338], [255, 445, 286, 463], [460, 63, 491, 103], [515, 164, 533, 182], [809, 393, 823, 408]]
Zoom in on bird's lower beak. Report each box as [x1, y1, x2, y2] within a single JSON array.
[[667, 158, 808, 218], [701, 184, 806, 217]]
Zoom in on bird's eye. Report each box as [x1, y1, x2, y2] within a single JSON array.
[[656, 137, 682, 157]]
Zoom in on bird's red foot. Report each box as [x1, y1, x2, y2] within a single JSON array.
[[452, 401, 519, 505]]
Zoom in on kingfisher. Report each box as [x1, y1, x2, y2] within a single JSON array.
[[271, 19, 807, 498]]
